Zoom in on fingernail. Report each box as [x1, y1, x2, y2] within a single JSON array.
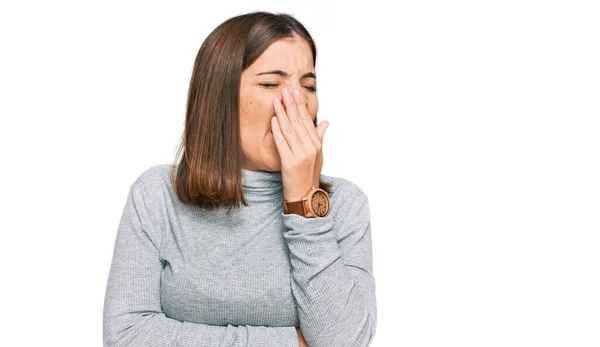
[[274, 97, 281, 106], [293, 89, 301, 98], [282, 87, 290, 97]]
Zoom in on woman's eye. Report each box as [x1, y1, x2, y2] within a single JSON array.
[[259, 83, 278, 88], [259, 83, 317, 93]]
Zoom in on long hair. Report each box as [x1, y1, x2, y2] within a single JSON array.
[[171, 11, 333, 211]]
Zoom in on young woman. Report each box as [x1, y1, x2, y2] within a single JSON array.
[[103, 11, 377, 347]]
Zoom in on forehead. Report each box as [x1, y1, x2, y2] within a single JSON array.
[[247, 36, 314, 75]]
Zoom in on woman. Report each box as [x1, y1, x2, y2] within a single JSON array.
[[103, 11, 377, 347]]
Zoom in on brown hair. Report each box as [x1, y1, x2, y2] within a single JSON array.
[[170, 11, 333, 211]]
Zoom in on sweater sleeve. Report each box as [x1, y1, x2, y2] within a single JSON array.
[[281, 189, 377, 347], [103, 182, 300, 347]]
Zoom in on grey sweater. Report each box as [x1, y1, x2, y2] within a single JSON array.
[[103, 164, 377, 347]]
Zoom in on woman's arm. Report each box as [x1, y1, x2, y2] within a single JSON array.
[[282, 188, 377, 347], [103, 183, 301, 347]]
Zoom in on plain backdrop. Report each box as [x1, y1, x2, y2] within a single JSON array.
[[1, 1, 599, 346]]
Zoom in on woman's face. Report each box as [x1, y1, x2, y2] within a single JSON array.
[[239, 33, 318, 171]]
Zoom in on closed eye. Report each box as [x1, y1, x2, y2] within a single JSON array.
[[259, 83, 317, 93]]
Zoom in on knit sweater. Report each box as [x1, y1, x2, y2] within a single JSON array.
[[103, 164, 377, 347]]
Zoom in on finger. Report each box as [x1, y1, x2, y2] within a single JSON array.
[[281, 87, 313, 150], [273, 97, 303, 156], [316, 120, 329, 141], [292, 89, 321, 148], [273, 96, 304, 157], [270, 115, 292, 159]]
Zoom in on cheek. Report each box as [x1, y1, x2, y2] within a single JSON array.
[[241, 96, 257, 117], [240, 95, 276, 140], [245, 95, 275, 119], [241, 99, 264, 130], [308, 96, 319, 118]]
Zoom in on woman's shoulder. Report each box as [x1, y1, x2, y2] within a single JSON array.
[[131, 163, 173, 185], [320, 172, 368, 200], [128, 163, 175, 200], [321, 173, 371, 223]]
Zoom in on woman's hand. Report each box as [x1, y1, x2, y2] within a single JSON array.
[[296, 327, 309, 347], [271, 87, 329, 202]]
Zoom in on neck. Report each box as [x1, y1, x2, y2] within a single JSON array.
[[241, 168, 283, 203]]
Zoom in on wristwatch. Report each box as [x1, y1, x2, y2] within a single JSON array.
[[282, 186, 331, 218]]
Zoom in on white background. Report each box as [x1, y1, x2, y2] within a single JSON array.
[[1, 1, 598, 346]]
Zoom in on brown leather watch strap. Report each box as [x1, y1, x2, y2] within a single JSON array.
[[284, 200, 306, 215]]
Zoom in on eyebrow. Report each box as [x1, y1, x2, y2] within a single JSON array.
[[255, 70, 316, 79]]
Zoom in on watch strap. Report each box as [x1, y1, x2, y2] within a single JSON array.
[[284, 200, 306, 216]]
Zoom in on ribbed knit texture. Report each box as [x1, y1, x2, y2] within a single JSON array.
[[103, 164, 377, 347]]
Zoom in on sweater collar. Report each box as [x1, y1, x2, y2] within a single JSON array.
[[241, 168, 284, 202]]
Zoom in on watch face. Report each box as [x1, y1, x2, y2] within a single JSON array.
[[311, 190, 330, 217]]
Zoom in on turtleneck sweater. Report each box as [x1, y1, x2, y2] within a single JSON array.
[[103, 164, 377, 347]]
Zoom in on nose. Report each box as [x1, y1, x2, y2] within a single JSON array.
[[282, 84, 307, 105]]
